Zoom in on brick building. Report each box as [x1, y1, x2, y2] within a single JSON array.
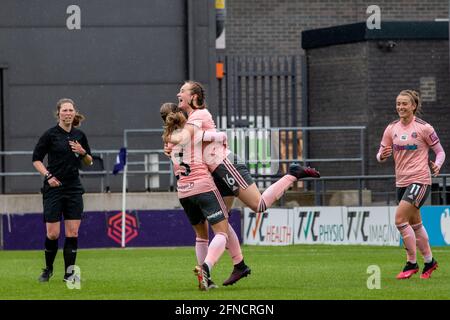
[[224, 0, 448, 56]]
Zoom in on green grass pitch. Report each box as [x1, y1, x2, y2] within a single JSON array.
[[0, 245, 448, 300]]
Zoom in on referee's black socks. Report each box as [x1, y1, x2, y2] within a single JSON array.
[[44, 236, 58, 271], [63, 237, 78, 276]]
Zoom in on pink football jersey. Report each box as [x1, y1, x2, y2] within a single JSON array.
[[379, 117, 440, 187], [187, 109, 229, 172], [167, 113, 217, 198]]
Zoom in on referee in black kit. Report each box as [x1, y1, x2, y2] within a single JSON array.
[[32, 98, 93, 283]]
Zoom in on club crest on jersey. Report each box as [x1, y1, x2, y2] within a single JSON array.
[[411, 132, 417, 139], [400, 134, 408, 141]]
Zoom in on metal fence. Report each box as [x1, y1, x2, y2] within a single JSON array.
[[0, 125, 365, 193], [311, 174, 450, 206], [0, 149, 173, 193], [6, 126, 448, 207], [120, 126, 366, 187]]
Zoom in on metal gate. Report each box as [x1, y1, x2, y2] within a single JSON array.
[[216, 55, 301, 177], [217, 55, 298, 129]]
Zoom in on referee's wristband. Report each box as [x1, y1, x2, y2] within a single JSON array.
[[44, 172, 53, 181]]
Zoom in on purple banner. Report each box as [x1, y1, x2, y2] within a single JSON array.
[[2, 209, 242, 250]]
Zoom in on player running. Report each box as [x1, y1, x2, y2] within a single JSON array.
[[377, 90, 445, 279]]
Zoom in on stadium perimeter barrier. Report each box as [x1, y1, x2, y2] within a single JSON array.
[[116, 125, 367, 186], [0, 209, 242, 250], [1, 149, 449, 206], [242, 206, 450, 247], [0, 148, 173, 193], [2, 205, 449, 250]]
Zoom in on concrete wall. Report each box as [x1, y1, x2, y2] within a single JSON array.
[[0, 192, 180, 214], [367, 40, 450, 177], [307, 41, 369, 179], [0, 0, 217, 193]]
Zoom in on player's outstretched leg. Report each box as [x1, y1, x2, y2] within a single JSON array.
[[254, 163, 321, 213], [288, 163, 320, 179]]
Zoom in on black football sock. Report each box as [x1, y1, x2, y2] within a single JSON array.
[[44, 237, 58, 270], [63, 237, 78, 275]]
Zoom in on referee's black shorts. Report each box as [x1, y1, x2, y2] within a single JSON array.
[[41, 178, 85, 223], [179, 190, 228, 226]]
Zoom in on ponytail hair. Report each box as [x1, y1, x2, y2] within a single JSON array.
[[55, 98, 86, 127], [72, 113, 85, 127], [185, 80, 207, 109], [160, 102, 179, 122], [162, 111, 187, 143]]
